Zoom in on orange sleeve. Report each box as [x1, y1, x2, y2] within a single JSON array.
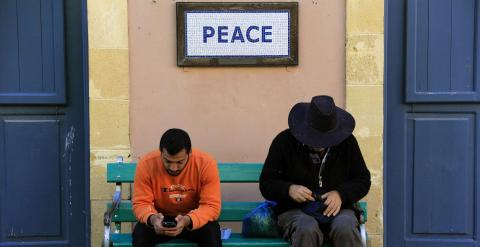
[[187, 159, 221, 230], [132, 159, 158, 224]]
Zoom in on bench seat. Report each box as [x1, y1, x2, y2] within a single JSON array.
[[109, 201, 273, 222]]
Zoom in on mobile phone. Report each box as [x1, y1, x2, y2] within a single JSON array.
[[162, 216, 177, 228]]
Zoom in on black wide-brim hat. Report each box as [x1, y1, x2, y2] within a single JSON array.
[[288, 95, 355, 148]]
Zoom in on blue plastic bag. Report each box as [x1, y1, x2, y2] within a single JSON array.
[[242, 201, 281, 238]]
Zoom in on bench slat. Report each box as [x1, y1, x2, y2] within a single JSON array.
[[107, 163, 136, 183], [219, 201, 262, 221], [107, 162, 263, 183], [109, 201, 264, 222], [218, 163, 263, 182], [109, 200, 367, 223]]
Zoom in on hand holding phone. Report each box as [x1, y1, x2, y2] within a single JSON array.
[[162, 216, 177, 228]]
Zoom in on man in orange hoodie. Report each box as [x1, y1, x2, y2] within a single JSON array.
[[132, 128, 222, 247]]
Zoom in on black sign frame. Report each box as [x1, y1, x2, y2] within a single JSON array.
[[176, 2, 298, 67]]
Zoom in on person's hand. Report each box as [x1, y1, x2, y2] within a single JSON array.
[[321, 190, 342, 216], [288, 184, 315, 203], [161, 215, 191, 237], [149, 213, 165, 235]]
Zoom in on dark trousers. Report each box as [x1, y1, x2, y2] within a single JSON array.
[[277, 209, 362, 247], [132, 221, 222, 247]]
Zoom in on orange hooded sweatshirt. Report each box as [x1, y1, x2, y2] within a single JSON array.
[[132, 148, 221, 230]]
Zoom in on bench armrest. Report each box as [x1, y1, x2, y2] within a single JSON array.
[[354, 201, 368, 247], [103, 190, 121, 247], [354, 202, 367, 224], [104, 190, 121, 225]]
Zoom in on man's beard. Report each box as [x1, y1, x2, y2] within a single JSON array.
[[167, 169, 182, 176]]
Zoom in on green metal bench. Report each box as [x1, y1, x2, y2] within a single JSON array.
[[103, 160, 368, 247]]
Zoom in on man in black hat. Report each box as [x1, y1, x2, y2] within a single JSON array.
[[259, 95, 371, 247]]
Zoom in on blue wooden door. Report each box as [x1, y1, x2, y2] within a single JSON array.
[[386, 0, 480, 246], [0, 0, 89, 246]]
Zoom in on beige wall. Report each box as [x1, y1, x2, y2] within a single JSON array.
[[346, 0, 384, 246], [88, 0, 131, 246], [129, 0, 346, 161]]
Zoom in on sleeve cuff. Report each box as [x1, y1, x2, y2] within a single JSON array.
[[283, 182, 293, 200], [335, 188, 350, 204], [137, 206, 158, 224], [187, 213, 201, 230], [184, 215, 193, 231], [146, 214, 155, 228]]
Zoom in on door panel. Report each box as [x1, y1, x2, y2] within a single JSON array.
[[0, 0, 65, 104], [407, 114, 474, 236], [2, 117, 64, 239], [406, 0, 479, 102]]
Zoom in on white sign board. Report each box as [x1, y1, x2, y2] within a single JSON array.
[[185, 11, 290, 57]]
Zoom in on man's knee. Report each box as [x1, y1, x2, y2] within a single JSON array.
[[197, 221, 220, 235], [194, 221, 222, 247], [330, 210, 360, 239], [294, 224, 323, 239], [133, 222, 163, 247], [295, 217, 321, 235], [132, 223, 155, 247], [286, 213, 324, 246]]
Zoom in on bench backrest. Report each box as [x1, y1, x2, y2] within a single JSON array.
[[106, 162, 367, 224], [107, 162, 263, 183]]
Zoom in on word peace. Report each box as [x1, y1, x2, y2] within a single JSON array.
[[203, 26, 273, 43]]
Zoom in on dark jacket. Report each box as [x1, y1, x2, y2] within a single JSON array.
[[259, 129, 371, 214]]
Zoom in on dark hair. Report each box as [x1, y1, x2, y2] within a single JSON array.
[[159, 128, 192, 155]]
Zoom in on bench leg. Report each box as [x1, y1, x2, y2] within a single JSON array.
[[359, 224, 367, 247], [103, 225, 111, 247]]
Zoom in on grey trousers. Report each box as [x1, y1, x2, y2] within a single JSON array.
[[277, 208, 362, 247]]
